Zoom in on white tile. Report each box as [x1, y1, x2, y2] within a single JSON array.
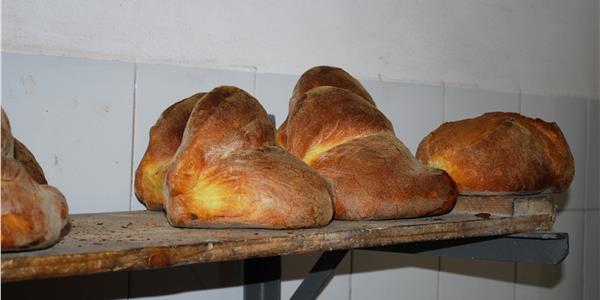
[[1, 271, 128, 299], [586, 99, 599, 209], [444, 87, 520, 122], [282, 252, 350, 300], [2, 53, 134, 213], [361, 81, 444, 154], [132, 63, 255, 210], [583, 211, 599, 300], [516, 210, 584, 300], [521, 95, 587, 210], [254, 73, 299, 128], [351, 250, 438, 300], [439, 259, 514, 300], [128, 262, 242, 299]]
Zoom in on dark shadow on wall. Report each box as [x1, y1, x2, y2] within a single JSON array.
[[1, 251, 564, 299], [2, 271, 129, 300], [1, 261, 243, 300], [554, 190, 570, 211], [514, 263, 564, 288], [128, 260, 242, 298], [282, 249, 563, 288]]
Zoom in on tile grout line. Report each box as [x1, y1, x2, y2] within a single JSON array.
[[442, 81, 447, 123], [580, 96, 591, 298], [517, 88, 522, 114], [558, 208, 600, 212], [348, 250, 353, 300], [513, 262, 518, 300], [436, 256, 441, 300], [513, 88, 522, 300], [128, 63, 138, 212], [126, 63, 138, 300], [252, 67, 257, 95], [437, 81, 446, 300]]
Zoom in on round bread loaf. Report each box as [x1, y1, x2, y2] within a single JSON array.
[[416, 112, 574, 194]]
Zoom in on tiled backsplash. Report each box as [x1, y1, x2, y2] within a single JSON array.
[[2, 53, 598, 300]]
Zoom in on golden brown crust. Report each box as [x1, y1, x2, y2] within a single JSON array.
[[277, 68, 457, 220], [312, 133, 456, 219], [277, 66, 376, 147], [2, 108, 14, 157], [284, 86, 394, 164], [165, 86, 333, 228], [13, 138, 47, 185], [1, 108, 69, 252], [2, 153, 68, 252], [416, 112, 574, 194], [135, 93, 205, 210], [291, 66, 375, 104]]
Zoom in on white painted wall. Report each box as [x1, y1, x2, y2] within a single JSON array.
[[2, 0, 598, 98]]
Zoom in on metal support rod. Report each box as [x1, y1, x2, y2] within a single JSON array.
[[243, 256, 281, 300], [367, 232, 569, 265], [290, 250, 349, 300]]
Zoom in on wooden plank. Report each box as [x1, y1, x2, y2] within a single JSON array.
[[1, 195, 556, 282], [450, 194, 554, 217]]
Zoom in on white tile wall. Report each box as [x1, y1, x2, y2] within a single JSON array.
[[1, 53, 135, 213], [281, 252, 351, 300], [515, 210, 585, 300], [254, 73, 298, 128], [361, 80, 444, 154], [444, 87, 520, 121], [351, 250, 439, 300], [520, 94, 588, 211], [2, 53, 598, 300], [586, 99, 599, 210], [439, 259, 515, 300]]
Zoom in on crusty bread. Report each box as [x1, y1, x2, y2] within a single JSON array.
[[164, 86, 334, 228], [1, 109, 14, 157], [416, 112, 574, 194], [135, 93, 205, 210], [277, 66, 375, 147], [1, 108, 68, 252], [13, 138, 47, 185], [2, 156, 68, 251], [277, 67, 457, 220]]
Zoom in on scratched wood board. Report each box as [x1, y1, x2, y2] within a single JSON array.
[[1, 194, 556, 282]]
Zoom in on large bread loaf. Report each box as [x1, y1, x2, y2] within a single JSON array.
[[277, 66, 457, 220]]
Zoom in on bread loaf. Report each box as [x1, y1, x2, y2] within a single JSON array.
[[135, 93, 205, 210], [416, 112, 574, 194], [277, 66, 457, 220], [161, 86, 333, 228], [277, 66, 374, 147], [13, 138, 47, 185], [1, 108, 69, 252]]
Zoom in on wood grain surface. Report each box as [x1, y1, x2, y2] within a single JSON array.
[[1, 194, 556, 282]]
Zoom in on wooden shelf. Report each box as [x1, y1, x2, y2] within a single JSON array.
[[1, 194, 556, 283]]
